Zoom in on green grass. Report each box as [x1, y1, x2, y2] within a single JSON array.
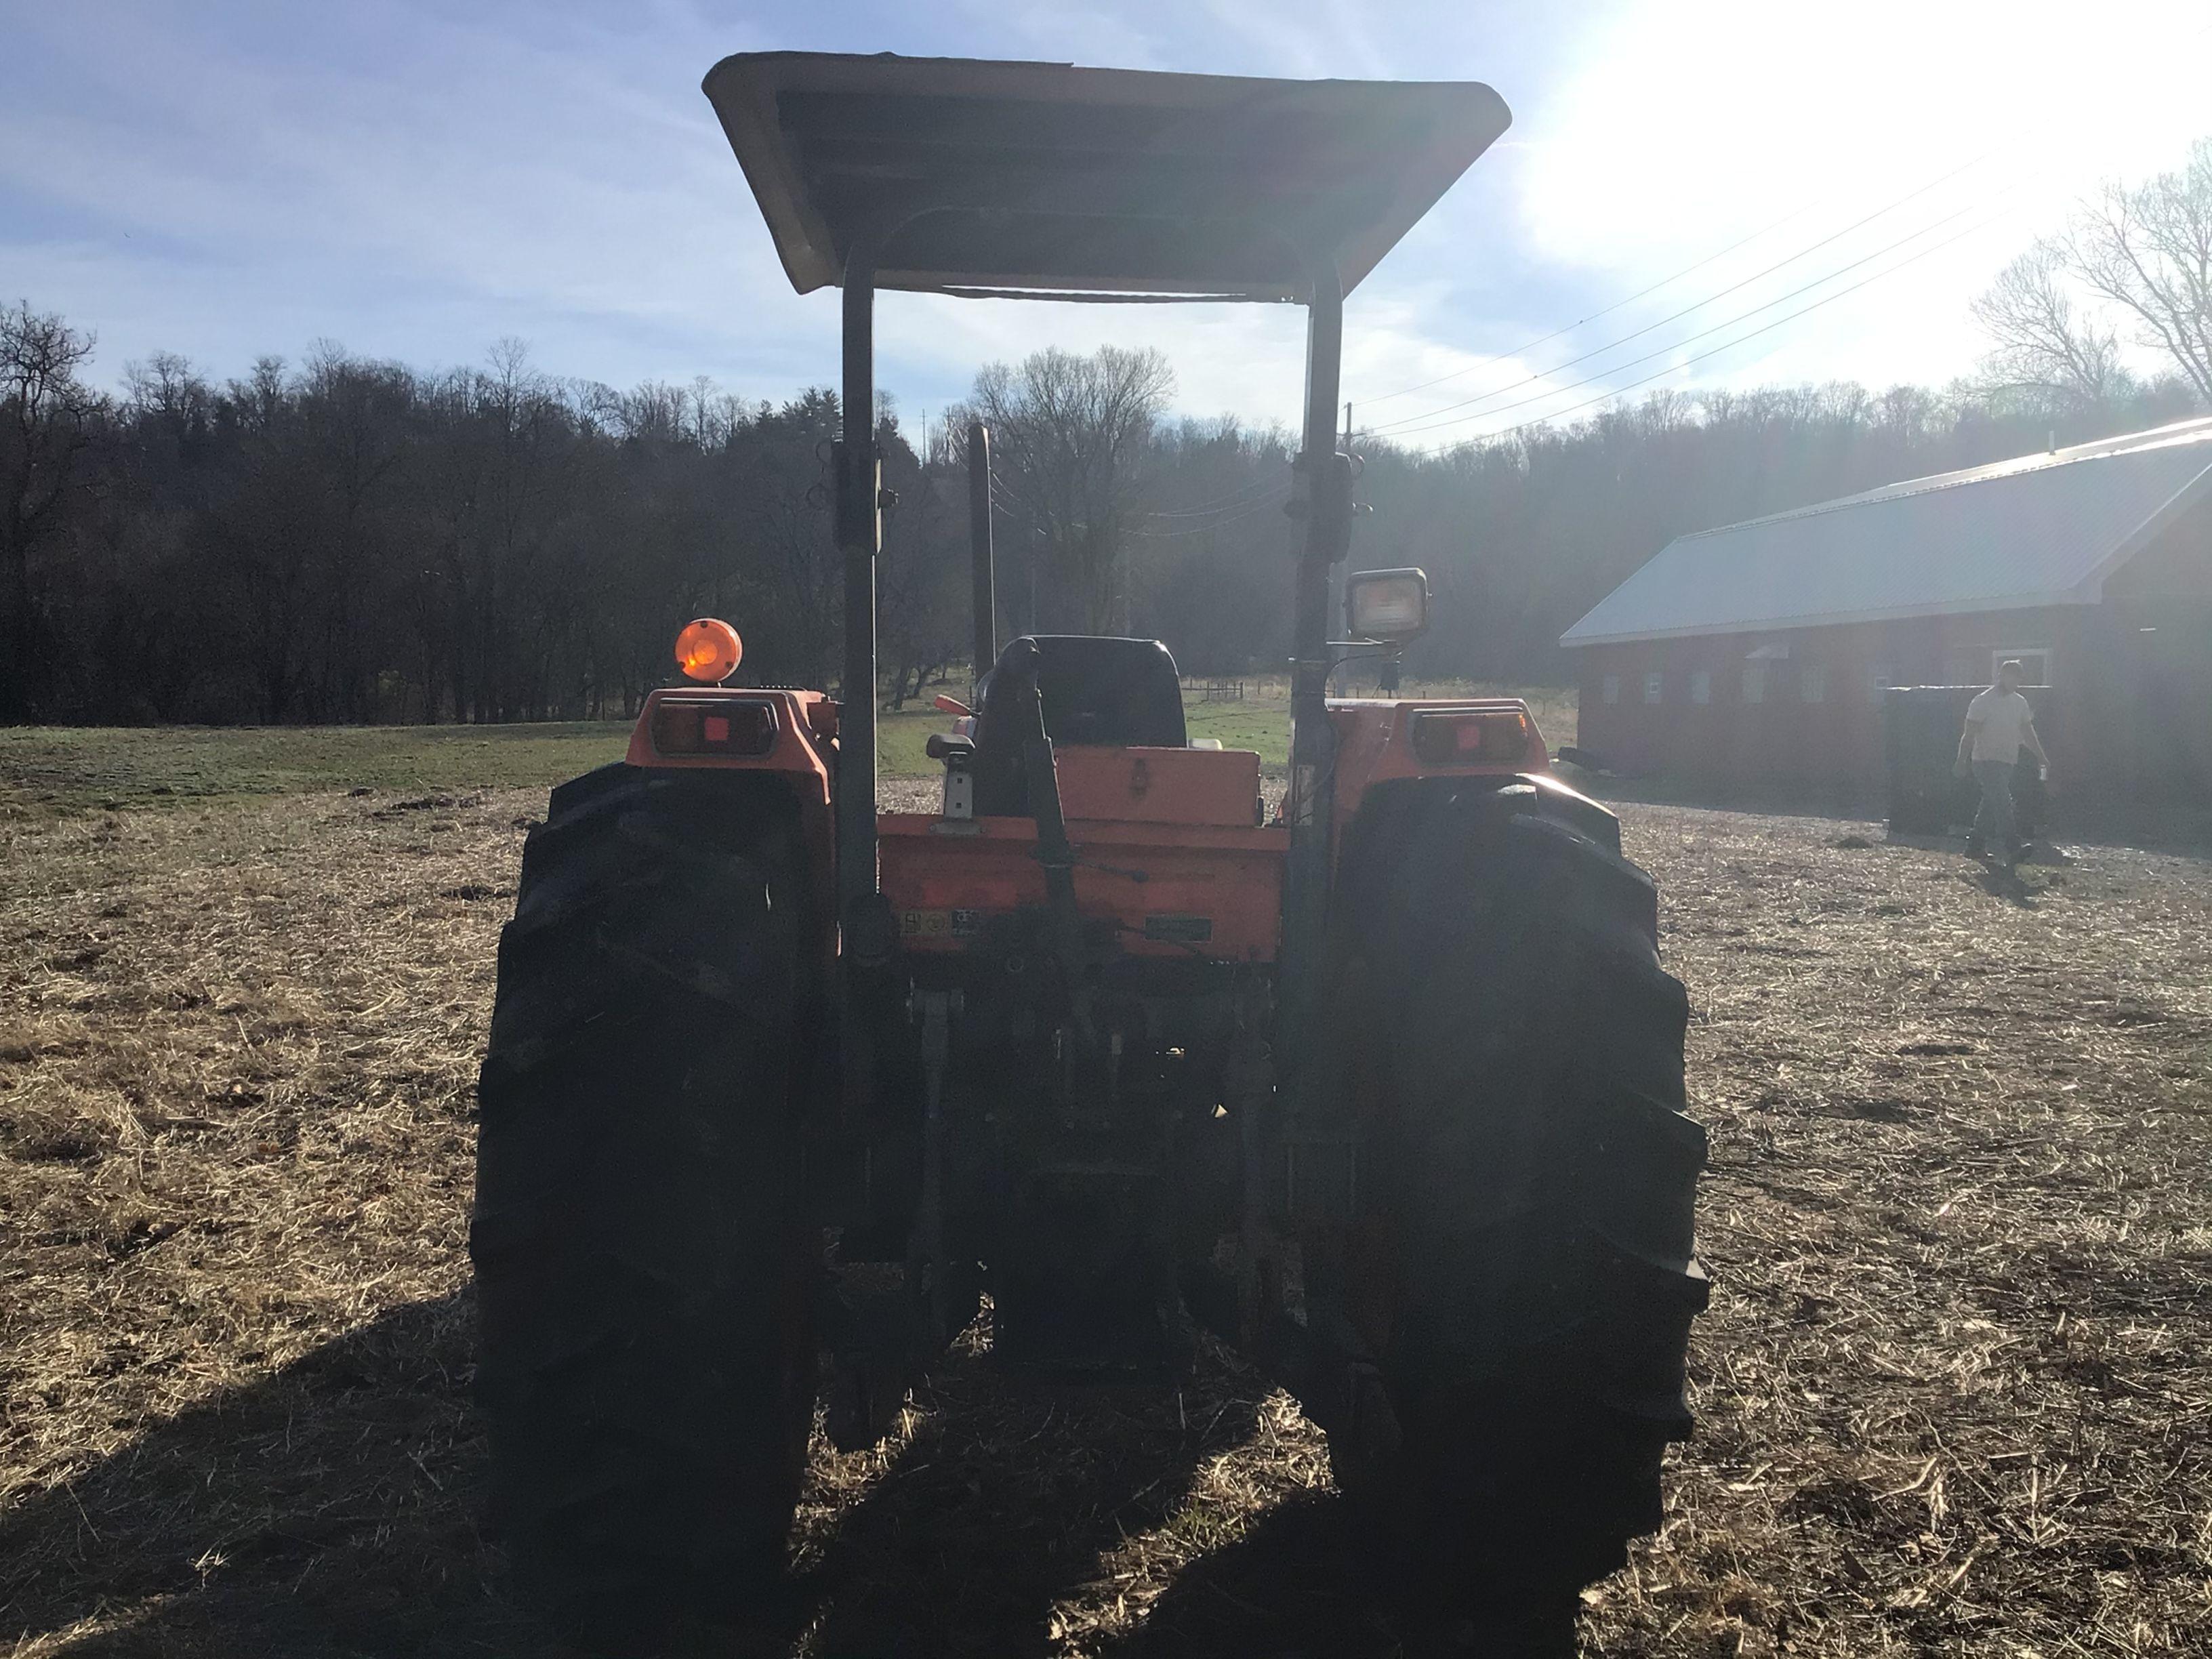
[[0, 723, 638, 817], [882, 694, 1294, 774], [0, 681, 1573, 818], [890, 682, 1576, 781], [878, 705, 953, 779], [1185, 699, 1291, 769]]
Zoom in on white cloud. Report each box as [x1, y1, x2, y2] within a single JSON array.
[[4, 0, 2205, 433]]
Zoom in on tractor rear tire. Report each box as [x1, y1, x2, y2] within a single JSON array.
[[1322, 778, 1707, 1650], [472, 764, 821, 1654]]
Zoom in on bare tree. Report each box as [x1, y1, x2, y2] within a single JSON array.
[[620, 380, 689, 444], [733, 389, 844, 691], [877, 450, 967, 708], [2067, 138, 2212, 407], [1970, 241, 2131, 411], [962, 345, 1174, 634], [12, 281, 2203, 728], [226, 356, 290, 434], [298, 344, 413, 717], [125, 350, 215, 437], [0, 302, 106, 720]]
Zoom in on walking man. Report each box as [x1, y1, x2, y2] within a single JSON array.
[[1954, 659, 2049, 869]]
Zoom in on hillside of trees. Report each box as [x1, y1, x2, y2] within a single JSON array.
[[4, 300, 2200, 729], [7, 140, 2207, 726]]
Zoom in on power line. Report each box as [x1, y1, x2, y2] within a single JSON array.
[[1351, 213, 1804, 409], [958, 193, 2017, 519], [1374, 182, 2027, 444], [1395, 207, 2021, 455], [1352, 12, 2212, 432], [1128, 484, 1292, 537], [1391, 201, 2032, 458], [1366, 167, 1997, 437], [1352, 154, 1994, 413], [1139, 471, 1292, 519], [985, 464, 1285, 529]]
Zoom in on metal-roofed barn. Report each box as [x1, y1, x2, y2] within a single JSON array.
[[1561, 417, 2212, 802]]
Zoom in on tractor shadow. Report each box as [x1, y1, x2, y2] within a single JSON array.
[[790, 1338, 1485, 1659], [0, 1290, 537, 1658], [780, 1332, 1267, 1658], [3, 1290, 1297, 1658], [1084, 1492, 1418, 1659]]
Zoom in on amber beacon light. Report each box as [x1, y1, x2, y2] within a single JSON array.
[[674, 617, 743, 683]]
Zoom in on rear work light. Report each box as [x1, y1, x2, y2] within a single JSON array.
[[1408, 707, 1536, 767], [650, 697, 779, 758], [1345, 567, 1430, 642]]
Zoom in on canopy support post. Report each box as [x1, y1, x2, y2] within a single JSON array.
[[837, 234, 886, 1115]]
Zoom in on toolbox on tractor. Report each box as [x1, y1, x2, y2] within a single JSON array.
[[473, 50, 1707, 1657]]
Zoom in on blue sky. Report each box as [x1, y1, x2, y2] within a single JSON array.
[[3, 0, 2205, 444]]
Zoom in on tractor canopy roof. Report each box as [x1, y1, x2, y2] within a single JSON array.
[[701, 52, 1510, 302]]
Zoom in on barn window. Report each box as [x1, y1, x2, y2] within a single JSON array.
[[1994, 647, 2051, 685], [1742, 663, 1765, 704], [1643, 671, 1664, 704], [1602, 674, 1620, 705], [1801, 664, 1827, 704], [1690, 670, 1712, 705], [1867, 664, 1897, 703]]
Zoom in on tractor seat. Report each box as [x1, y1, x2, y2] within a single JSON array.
[[970, 636, 1187, 816]]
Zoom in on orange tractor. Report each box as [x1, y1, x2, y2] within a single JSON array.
[[473, 52, 1706, 1655]]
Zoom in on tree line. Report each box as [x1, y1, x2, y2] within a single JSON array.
[[3, 138, 2205, 725], [0, 319, 970, 726]]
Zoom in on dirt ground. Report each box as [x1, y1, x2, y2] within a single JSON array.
[[3, 781, 2209, 1657]]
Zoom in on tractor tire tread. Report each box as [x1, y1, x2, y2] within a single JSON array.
[[472, 767, 819, 1652], [1324, 776, 1706, 1603]]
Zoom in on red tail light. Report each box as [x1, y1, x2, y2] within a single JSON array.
[[1408, 708, 1536, 767], [650, 697, 779, 757]]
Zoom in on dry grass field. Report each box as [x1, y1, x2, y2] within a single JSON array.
[[3, 732, 2210, 1656]]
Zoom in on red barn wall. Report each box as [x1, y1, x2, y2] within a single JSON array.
[[1569, 488, 2210, 805], [2096, 495, 2212, 800], [1572, 607, 2107, 796]]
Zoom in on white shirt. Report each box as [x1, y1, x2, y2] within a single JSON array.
[[1965, 688, 2036, 765]]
